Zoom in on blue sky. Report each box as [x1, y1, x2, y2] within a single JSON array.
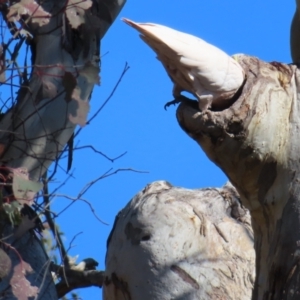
[[50, 1, 295, 298]]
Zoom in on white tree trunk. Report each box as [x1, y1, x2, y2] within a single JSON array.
[[104, 181, 255, 299], [0, 1, 125, 299], [176, 55, 300, 299], [0, 0, 99, 180], [104, 54, 300, 300]]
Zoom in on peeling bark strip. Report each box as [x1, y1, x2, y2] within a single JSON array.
[[0, 1, 126, 299], [213, 222, 229, 243], [104, 181, 255, 300], [193, 208, 207, 236], [176, 55, 300, 299], [170, 265, 200, 290], [0, 0, 126, 181]]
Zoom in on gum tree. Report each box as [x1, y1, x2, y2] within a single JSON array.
[[0, 0, 125, 299], [104, 4, 300, 300]]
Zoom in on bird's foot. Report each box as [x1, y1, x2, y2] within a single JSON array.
[[164, 95, 195, 110]]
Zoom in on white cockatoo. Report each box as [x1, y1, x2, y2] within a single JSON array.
[[123, 18, 245, 111]]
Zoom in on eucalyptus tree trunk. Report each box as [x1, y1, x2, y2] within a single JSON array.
[[105, 3, 300, 300], [104, 181, 255, 299], [104, 54, 300, 300], [0, 1, 125, 299], [176, 55, 300, 299]]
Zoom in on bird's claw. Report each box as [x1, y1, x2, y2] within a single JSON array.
[[164, 98, 180, 110], [164, 95, 195, 110]]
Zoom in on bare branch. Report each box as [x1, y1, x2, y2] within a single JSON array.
[[70, 145, 127, 163], [77, 167, 148, 199], [74, 62, 130, 138]]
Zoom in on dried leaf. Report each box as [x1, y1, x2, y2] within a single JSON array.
[[12, 168, 42, 206], [62, 71, 77, 102], [78, 62, 100, 85], [13, 215, 36, 239], [11, 262, 39, 300], [7, 0, 51, 26], [65, 0, 92, 29], [69, 87, 90, 127]]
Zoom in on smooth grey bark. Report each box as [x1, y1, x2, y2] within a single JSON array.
[[104, 181, 255, 300], [176, 55, 300, 299], [0, 1, 125, 299]]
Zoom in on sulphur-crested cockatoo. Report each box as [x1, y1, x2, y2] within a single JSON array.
[[123, 18, 245, 111]]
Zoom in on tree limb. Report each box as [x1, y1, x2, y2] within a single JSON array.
[[104, 181, 255, 300], [176, 55, 299, 299], [0, 1, 127, 299], [51, 262, 104, 298]]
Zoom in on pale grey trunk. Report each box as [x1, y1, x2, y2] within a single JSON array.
[[0, 0, 125, 299], [0, 0, 97, 180], [104, 55, 300, 300], [103, 181, 255, 299], [176, 55, 300, 299]]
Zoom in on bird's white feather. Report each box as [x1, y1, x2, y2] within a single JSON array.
[[123, 18, 245, 110]]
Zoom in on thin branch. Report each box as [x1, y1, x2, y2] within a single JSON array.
[[42, 172, 70, 270], [53, 168, 148, 223], [49, 194, 108, 225], [65, 231, 83, 254], [45, 62, 130, 182], [49, 170, 75, 197], [78, 167, 147, 199], [66, 145, 127, 163], [74, 62, 130, 138]]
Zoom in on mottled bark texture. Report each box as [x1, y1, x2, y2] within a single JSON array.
[[0, 0, 100, 180], [176, 55, 300, 299], [0, 0, 125, 299], [104, 181, 255, 300]]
